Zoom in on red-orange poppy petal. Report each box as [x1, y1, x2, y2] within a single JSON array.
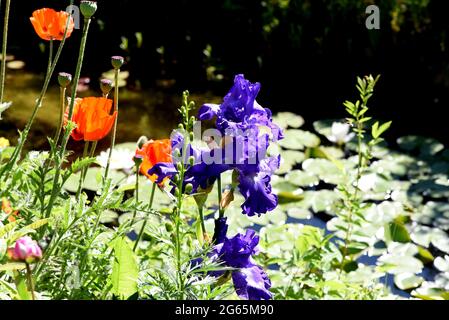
[[136, 139, 172, 182], [30, 8, 74, 41]]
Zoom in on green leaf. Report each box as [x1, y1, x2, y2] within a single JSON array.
[[0, 262, 26, 272], [385, 221, 411, 243], [0, 219, 21, 238], [111, 237, 138, 300]]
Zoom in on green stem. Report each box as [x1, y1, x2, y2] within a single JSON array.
[[54, 86, 66, 145], [46, 39, 54, 78], [45, 17, 92, 219], [76, 141, 90, 198], [0, 0, 11, 103], [0, 2, 74, 182], [133, 182, 156, 252], [25, 263, 36, 300], [198, 205, 206, 237], [217, 175, 224, 218], [130, 165, 140, 225], [103, 68, 120, 182]]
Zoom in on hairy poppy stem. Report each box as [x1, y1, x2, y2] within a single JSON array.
[[0, 0, 74, 182], [103, 68, 120, 182], [54, 86, 66, 145], [0, 0, 11, 103], [133, 182, 156, 252], [46, 39, 54, 78], [130, 162, 140, 226], [76, 141, 90, 198], [45, 16, 92, 219]]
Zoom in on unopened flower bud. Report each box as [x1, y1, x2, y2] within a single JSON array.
[[188, 156, 195, 166], [58, 72, 72, 88], [11, 236, 42, 263], [189, 132, 194, 141], [185, 183, 193, 194], [100, 78, 113, 96], [137, 136, 148, 149], [80, 1, 97, 18], [165, 222, 173, 232], [178, 124, 184, 130], [111, 55, 124, 69], [176, 162, 183, 171], [220, 189, 235, 210]]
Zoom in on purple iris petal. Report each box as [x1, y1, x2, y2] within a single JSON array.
[[232, 266, 273, 300], [198, 103, 220, 121], [147, 162, 177, 184]]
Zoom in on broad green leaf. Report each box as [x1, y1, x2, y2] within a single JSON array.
[[112, 237, 138, 300]]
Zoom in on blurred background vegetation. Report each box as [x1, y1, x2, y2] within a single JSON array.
[[2, 0, 448, 147]]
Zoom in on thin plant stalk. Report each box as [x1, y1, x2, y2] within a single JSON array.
[[198, 204, 206, 237], [130, 161, 141, 225], [0, 2, 74, 181], [0, 0, 11, 103], [25, 263, 36, 300], [217, 175, 224, 218], [103, 68, 120, 181], [46, 39, 54, 77], [133, 182, 156, 252], [54, 86, 66, 145], [76, 141, 90, 198], [45, 16, 92, 219]]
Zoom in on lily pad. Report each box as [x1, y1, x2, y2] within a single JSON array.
[[394, 273, 424, 290], [278, 129, 320, 150], [285, 170, 319, 187], [273, 112, 304, 129]]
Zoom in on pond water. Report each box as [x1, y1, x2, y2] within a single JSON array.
[[0, 71, 222, 156]]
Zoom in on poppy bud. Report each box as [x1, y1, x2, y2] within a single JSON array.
[[100, 79, 113, 96], [111, 56, 124, 69], [58, 72, 72, 88], [80, 1, 97, 18], [136, 136, 148, 149], [185, 183, 193, 194]]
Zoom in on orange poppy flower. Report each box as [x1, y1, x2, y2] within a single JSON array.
[[65, 97, 117, 142], [2, 198, 19, 222], [30, 8, 75, 41], [135, 139, 172, 182]]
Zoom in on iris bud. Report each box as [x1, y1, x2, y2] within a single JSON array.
[[185, 183, 193, 194]]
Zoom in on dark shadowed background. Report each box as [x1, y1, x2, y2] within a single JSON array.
[[2, 0, 448, 145]]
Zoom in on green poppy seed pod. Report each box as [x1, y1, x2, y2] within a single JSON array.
[[111, 55, 124, 69], [137, 136, 148, 149], [188, 156, 195, 166], [100, 79, 113, 96], [80, 1, 98, 18], [185, 183, 193, 194], [57, 72, 72, 88], [165, 222, 173, 233]]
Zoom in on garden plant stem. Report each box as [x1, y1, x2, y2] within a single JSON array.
[[45, 17, 92, 219], [0, 0, 11, 103], [217, 175, 224, 218], [25, 262, 36, 300], [133, 182, 156, 252], [104, 67, 120, 181], [0, 2, 74, 182]]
